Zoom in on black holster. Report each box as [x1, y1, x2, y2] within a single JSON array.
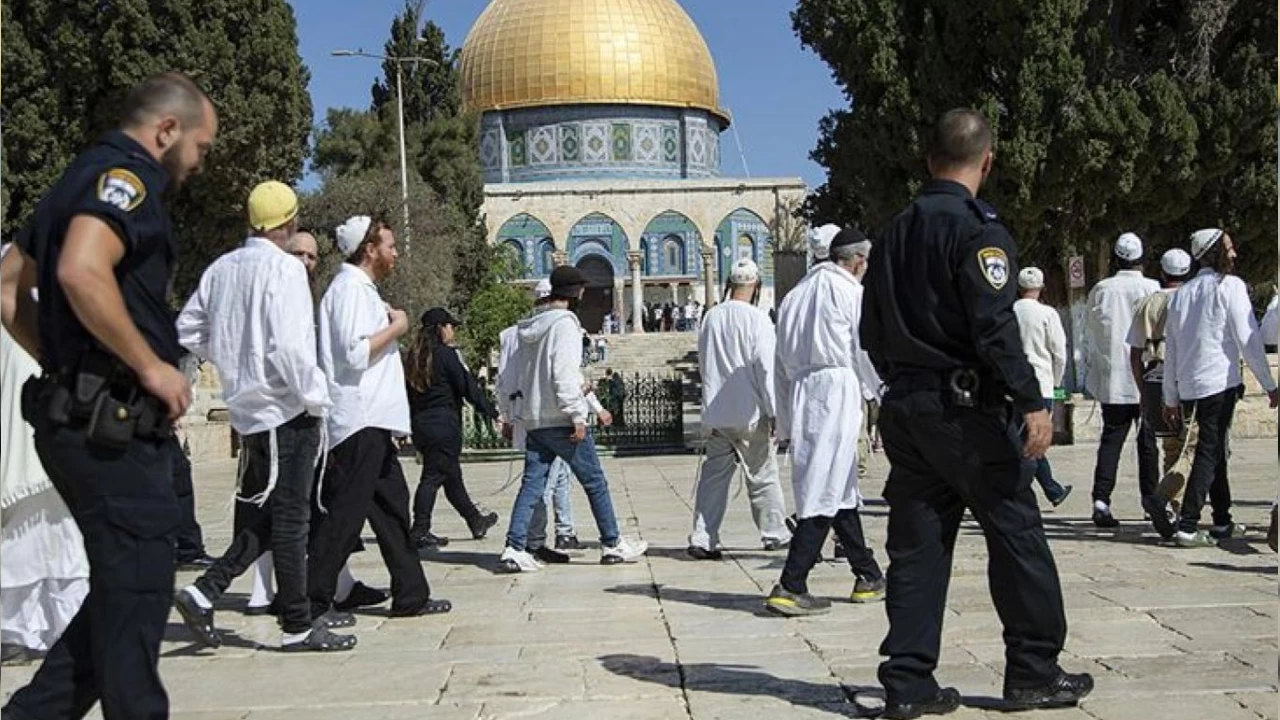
[[25, 351, 172, 449]]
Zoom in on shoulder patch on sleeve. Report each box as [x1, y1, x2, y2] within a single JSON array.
[[96, 168, 147, 212], [976, 247, 1010, 290]]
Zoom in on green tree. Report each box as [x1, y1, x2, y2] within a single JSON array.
[[309, 0, 491, 319], [793, 0, 1277, 286], [457, 246, 533, 371], [2, 0, 313, 298]]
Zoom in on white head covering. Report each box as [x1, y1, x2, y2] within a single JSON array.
[[336, 215, 373, 257], [1018, 267, 1045, 290], [1189, 228, 1224, 260], [808, 224, 842, 260], [730, 258, 760, 285], [534, 278, 553, 299], [1114, 232, 1143, 261], [1160, 248, 1192, 277]]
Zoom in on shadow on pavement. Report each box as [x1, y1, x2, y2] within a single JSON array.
[[597, 653, 875, 717], [606, 584, 773, 616], [162, 623, 259, 656]]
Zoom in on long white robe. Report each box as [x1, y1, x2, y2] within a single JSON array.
[[775, 263, 880, 519], [0, 253, 89, 650]]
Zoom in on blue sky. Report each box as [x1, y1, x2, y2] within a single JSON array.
[[291, 0, 845, 190]]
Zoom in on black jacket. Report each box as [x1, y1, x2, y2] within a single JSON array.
[[408, 346, 498, 427], [861, 180, 1042, 414]]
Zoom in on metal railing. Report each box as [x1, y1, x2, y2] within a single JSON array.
[[462, 373, 685, 452]]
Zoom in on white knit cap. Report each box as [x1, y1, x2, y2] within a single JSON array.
[[1160, 248, 1192, 276], [730, 258, 760, 284], [808, 224, 842, 260], [1189, 228, 1224, 260], [335, 215, 373, 257], [534, 278, 553, 299], [1114, 232, 1143, 261], [1018, 267, 1044, 290]]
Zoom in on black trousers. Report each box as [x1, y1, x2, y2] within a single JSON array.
[[411, 417, 482, 534], [309, 427, 430, 618], [876, 389, 1066, 704], [169, 436, 207, 561], [195, 414, 318, 634], [1178, 388, 1238, 533], [1090, 403, 1158, 506], [780, 508, 882, 595], [5, 412, 179, 720]]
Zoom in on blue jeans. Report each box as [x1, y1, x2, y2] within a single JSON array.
[[506, 428, 619, 551], [528, 458, 575, 550], [1032, 399, 1067, 502]]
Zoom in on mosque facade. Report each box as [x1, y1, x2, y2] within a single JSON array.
[[460, 0, 807, 332]]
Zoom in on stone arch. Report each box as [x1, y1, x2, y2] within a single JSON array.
[[495, 213, 554, 277], [641, 210, 703, 276], [567, 212, 627, 275], [715, 207, 772, 286]]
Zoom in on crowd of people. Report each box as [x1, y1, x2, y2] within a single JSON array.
[[0, 72, 1276, 720]]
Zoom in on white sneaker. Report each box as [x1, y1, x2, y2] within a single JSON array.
[[600, 537, 648, 565], [499, 547, 543, 573]]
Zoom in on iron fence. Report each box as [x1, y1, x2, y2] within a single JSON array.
[[462, 373, 684, 452]]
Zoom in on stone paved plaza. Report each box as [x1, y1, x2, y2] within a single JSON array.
[[3, 438, 1277, 719]]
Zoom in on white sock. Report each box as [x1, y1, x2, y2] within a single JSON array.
[[1094, 500, 1109, 513], [334, 563, 357, 603], [249, 553, 275, 608], [281, 629, 311, 645], [185, 585, 213, 610]]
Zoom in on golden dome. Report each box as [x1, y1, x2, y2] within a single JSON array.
[[460, 0, 728, 124]]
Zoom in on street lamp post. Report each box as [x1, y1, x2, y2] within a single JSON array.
[[331, 49, 438, 254]]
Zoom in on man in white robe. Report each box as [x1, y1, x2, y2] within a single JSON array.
[[766, 225, 885, 616]]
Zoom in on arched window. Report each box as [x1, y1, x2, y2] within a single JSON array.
[[538, 239, 555, 275], [640, 238, 651, 275], [736, 234, 755, 263], [663, 236, 685, 274]]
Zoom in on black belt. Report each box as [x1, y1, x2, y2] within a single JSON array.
[[887, 368, 1007, 409]]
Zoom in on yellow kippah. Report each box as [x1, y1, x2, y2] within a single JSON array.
[[247, 181, 298, 231]]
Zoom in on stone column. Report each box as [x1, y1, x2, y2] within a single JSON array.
[[702, 249, 717, 308], [612, 277, 626, 333], [627, 251, 645, 335], [670, 283, 680, 305]]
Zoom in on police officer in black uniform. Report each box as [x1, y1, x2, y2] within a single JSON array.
[[861, 109, 1092, 719], [1, 72, 217, 720]]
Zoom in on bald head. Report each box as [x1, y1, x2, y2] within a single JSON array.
[[928, 109, 993, 173]]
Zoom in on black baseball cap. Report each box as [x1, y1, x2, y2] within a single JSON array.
[[420, 307, 461, 327], [550, 266, 587, 299]]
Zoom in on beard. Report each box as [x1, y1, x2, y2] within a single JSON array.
[[159, 145, 189, 189]]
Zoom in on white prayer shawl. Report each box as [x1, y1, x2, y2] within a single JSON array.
[[0, 244, 50, 508], [774, 262, 880, 519]]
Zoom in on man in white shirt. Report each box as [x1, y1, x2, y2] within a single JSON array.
[[1084, 233, 1160, 527], [1013, 267, 1071, 507], [310, 216, 452, 618], [174, 181, 354, 652], [767, 226, 885, 616], [688, 259, 790, 560], [1162, 229, 1279, 547], [496, 266, 647, 570]]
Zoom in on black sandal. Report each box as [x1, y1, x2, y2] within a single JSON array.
[[311, 610, 357, 629], [175, 589, 222, 649], [281, 626, 357, 653], [390, 598, 453, 617]]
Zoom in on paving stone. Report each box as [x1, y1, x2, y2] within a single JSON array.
[[2, 440, 1274, 718]]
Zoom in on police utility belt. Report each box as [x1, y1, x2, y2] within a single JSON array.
[[21, 350, 173, 449], [888, 368, 1009, 410]]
